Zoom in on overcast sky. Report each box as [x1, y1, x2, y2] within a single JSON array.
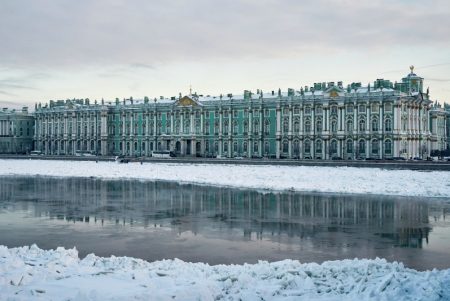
[[1, 0, 450, 109]]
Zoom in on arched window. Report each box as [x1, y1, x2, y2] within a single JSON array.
[[359, 139, 365, 154], [347, 140, 353, 153], [282, 140, 289, 153], [233, 141, 238, 153], [385, 140, 392, 154], [253, 120, 259, 134], [305, 121, 311, 132], [359, 119, 366, 131], [243, 141, 248, 153], [283, 120, 289, 133], [371, 139, 379, 155], [264, 141, 270, 154], [205, 121, 210, 134], [293, 140, 300, 156], [214, 121, 219, 135], [233, 121, 238, 135], [316, 120, 322, 132], [223, 120, 229, 135], [195, 120, 200, 134], [331, 120, 337, 133], [372, 118, 378, 131], [304, 140, 311, 153], [253, 141, 259, 152], [214, 142, 218, 153], [293, 121, 300, 133], [316, 140, 322, 153], [224, 141, 228, 153], [243, 121, 248, 135], [385, 119, 392, 131], [184, 120, 190, 134], [264, 120, 270, 135], [331, 140, 337, 154], [346, 120, 353, 132]]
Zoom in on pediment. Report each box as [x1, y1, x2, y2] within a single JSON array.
[[324, 86, 344, 98], [175, 96, 200, 107]]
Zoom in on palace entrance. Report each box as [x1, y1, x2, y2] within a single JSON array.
[[186, 140, 191, 155], [175, 141, 181, 155], [195, 142, 201, 157]]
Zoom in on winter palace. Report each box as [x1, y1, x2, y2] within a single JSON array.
[[3, 66, 448, 159]]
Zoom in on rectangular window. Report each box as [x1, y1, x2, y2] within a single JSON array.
[[265, 109, 270, 117], [384, 103, 392, 112], [316, 107, 323, 115], [359, 105, 366, 113], [371, 104, 379, 113], [304, 107, 311, 115], [346, 105, 354, 113]]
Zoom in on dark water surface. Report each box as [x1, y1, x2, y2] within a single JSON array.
[[0, 176, 449, 270]]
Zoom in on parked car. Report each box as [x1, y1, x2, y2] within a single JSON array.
[[392, 157, 406, 161], [30, 150, 43, 156], [75, 150, 95, 157], [115, 155, 129, 163]]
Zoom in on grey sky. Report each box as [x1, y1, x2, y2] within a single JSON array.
[[1, 0, 450, 108]]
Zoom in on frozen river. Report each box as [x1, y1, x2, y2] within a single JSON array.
[[1, 176, 449, 271]]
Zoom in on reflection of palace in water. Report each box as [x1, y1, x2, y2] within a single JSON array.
[[1, 177, 446, 248]]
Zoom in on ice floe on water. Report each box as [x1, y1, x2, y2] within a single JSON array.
[[0, 245, 449, 301], [1, 159, 450, 197]]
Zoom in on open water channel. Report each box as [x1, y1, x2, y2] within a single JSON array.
[[0, 176, 449, 271]]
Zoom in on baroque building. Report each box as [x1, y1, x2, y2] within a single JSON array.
[[0, 107, 34, 154], [33, 67, 449, 159]]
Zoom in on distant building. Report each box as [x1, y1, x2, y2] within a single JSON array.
[[0, 107, 34, 154], [33, 67, 449, 159]]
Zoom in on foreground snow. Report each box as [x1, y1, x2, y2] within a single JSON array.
[[1, 159, 450, 197], [0, 245, 448, 301]]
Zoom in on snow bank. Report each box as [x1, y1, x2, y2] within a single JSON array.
[[0, 245, 448, 301], [1, 159, 450, 197]]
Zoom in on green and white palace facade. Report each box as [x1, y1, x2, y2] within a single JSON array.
[[33, 67, 449, 159]]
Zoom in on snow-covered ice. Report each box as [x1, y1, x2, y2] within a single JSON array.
[[0, 159, 449, 197], [0, 245, 448, 301]]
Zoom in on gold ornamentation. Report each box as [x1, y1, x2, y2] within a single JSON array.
[[177, 96, 198, 106], [330, 90, 339, 98]]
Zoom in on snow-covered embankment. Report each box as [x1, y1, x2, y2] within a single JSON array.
[[0, 245, 449, 301], [1, 159, 449, 197]]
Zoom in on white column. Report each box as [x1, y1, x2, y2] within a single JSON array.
[[366, 140, 370, 158], [200, 112, 204, 133], [379, 105, 383, 132], [289, 107, 293, 134], [366, 106, 370, 131]]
